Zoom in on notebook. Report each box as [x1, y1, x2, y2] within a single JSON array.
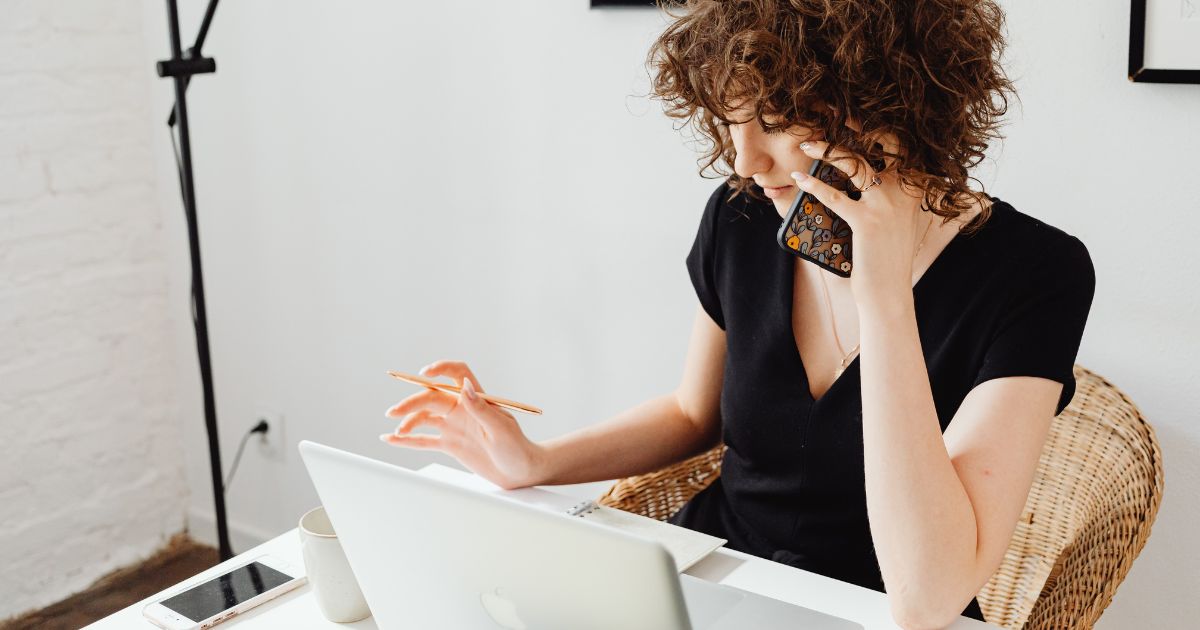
[[417, 463, 726, 572]]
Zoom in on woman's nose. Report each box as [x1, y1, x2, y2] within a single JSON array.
[[733, 140, 772, 180]]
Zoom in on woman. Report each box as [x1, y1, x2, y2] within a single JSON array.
[[380, 1, 1096, 627]]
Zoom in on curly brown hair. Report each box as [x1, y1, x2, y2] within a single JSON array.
[[645, 0, 1019, 233]]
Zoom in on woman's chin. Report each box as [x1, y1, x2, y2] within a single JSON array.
[[772, 197, 794, 219]]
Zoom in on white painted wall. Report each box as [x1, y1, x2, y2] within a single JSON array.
[[994, 4, 1200, 626], [145, 0, 1200, 627], [146, 2, 1199, 627], [0, 0, 189, 620], [139, 0, 702, 552]]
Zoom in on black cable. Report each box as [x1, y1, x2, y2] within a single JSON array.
[[224, 419, 269, 492]]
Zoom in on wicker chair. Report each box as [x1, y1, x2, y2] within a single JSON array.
[[595, 365, 1164, 629]]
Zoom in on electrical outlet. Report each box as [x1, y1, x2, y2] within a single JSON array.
[[256, 411, 286, 461]]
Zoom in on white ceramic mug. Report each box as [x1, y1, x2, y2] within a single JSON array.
[[298, 506, 372, 623]]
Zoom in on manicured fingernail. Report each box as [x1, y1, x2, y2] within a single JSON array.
[[799, 141, 811, 150], [791, 171, 808, 182], [418, 365, 430, 375], [379, 434, 391, 442], [463, 379, 477, 400]]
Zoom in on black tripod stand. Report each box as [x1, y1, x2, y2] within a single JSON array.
[[155, 0, 233, 561]]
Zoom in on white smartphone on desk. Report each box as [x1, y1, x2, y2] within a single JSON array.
[[142, 554, 305, 629]]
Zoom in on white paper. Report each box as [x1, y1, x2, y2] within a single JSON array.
[[571, 503, 726, 572]]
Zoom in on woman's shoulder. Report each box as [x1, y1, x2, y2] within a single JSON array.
[[972, 196, 1095, 291], [982, 197, 1088, 251]]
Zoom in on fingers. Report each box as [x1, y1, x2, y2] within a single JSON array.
[[419, 360, 485, 393], [392, 409, 447, 435], [797, 139, 876, 192], [791, 164, 860, 225], [458, 378, 516, 438], [385, 388, 456, 418], [379, 433, 443, 449], [873, 130, 903, 172], [869, 131, 922, 200], [382, 410, 450, 450]]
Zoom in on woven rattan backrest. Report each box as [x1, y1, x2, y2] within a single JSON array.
[[595, 365, 1164, 629], [976, 365, 1163, 628]]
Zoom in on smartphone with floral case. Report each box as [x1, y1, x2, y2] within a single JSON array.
[[776, 158, 858, 277]]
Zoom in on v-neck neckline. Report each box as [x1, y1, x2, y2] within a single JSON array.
[[777, 197, 1000, 406]]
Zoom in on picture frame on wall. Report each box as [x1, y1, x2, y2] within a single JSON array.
[[1129, 0, 1200, 83]]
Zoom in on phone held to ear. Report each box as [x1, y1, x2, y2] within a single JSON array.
[[775, 158, 860, 277]]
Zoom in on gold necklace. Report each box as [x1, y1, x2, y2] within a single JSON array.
[[821, 214, 935, 380]]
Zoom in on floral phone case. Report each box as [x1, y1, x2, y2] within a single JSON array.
[[775, 159, 857, 277]]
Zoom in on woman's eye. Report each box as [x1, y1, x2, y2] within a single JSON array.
[[759, 120, 787, 135]]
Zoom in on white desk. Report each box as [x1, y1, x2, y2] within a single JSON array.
[[87, 483, 1000, 630]]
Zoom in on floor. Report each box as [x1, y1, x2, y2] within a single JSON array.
[[1, 534, 219, 630]]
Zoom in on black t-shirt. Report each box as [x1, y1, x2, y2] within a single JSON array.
[[667, 179, 1096, 623]]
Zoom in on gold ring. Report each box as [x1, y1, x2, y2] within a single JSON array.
[[860, 174, 882, 193]]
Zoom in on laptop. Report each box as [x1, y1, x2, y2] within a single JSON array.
[[298, 440, 862, 630]]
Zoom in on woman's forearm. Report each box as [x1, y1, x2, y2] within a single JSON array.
[[532, 393, 719, 486], [858, 295, 978, 626]]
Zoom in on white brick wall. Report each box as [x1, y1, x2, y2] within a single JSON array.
[[0, 0, 188, 619]]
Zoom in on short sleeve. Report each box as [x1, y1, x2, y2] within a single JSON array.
[[970, 235, 1096, 416], [685, 182, 729, 330]]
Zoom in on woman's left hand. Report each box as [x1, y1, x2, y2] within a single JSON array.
[[790, 134, 930, 311]]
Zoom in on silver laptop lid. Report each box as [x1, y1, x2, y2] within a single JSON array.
[[298, 440, 692, 630]]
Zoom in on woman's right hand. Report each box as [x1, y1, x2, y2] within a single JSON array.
[[380, 360, 548, 490]]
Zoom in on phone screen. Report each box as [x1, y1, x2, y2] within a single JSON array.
[[160, 561, 296, 621]]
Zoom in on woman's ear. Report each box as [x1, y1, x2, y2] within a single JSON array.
[[826, 102, 865, 134], [874, 130, 903, 170]]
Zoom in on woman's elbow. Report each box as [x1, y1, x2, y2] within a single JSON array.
[[888, 597, 964, 630]]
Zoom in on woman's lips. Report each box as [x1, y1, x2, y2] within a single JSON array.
[[762, 184, 794, 199]]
